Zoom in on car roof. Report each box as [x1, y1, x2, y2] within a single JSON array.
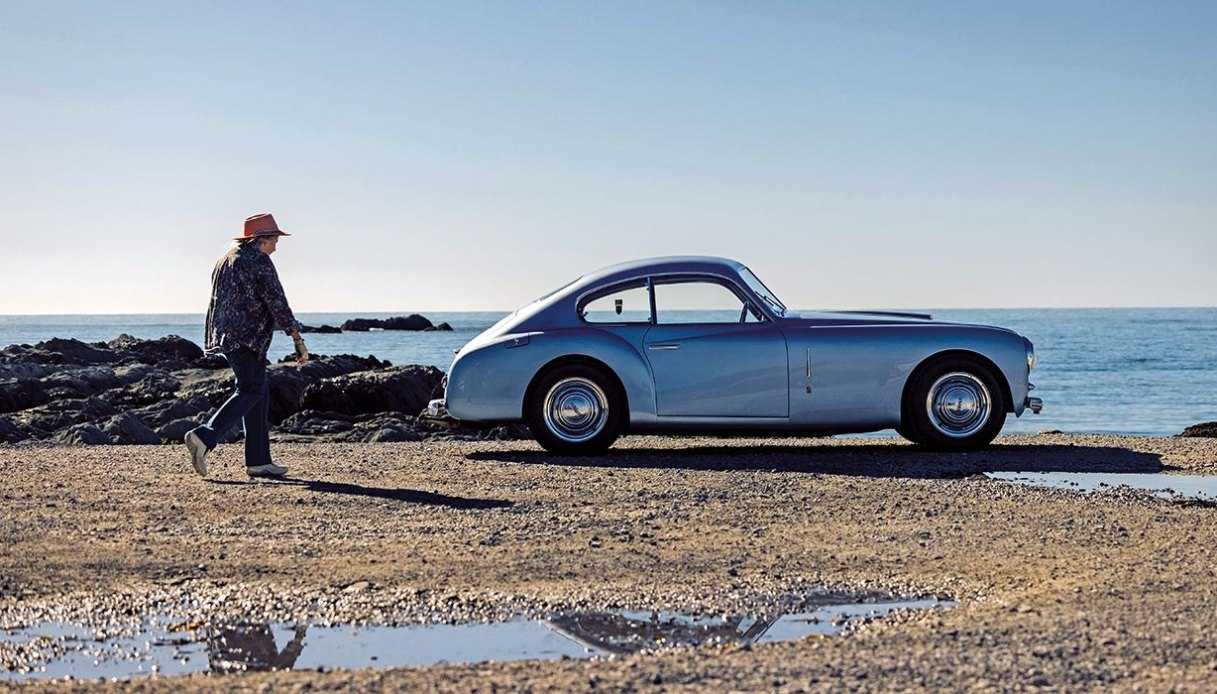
[[576, 256, 747, 287]]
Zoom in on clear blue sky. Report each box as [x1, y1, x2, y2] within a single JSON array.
[[2, 1, 1213, 314]]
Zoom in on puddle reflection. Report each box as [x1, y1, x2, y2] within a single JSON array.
[[0, 596, 953, 681], [986, 471, 1217, 503]]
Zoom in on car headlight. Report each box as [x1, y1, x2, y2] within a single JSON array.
[[1023, 337, 1036, 373]]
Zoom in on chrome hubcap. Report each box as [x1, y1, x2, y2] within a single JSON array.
[[543, 377, 609, 443], [926, 372, 992, 438]]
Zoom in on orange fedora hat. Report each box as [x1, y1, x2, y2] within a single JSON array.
[[235, 212, 292, 240]]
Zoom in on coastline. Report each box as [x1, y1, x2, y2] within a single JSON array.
[[3, 433, 1217, 690]]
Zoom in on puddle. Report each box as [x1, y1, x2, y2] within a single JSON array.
[[986, 471, 1217, 503], [0, 595, 952, 681]]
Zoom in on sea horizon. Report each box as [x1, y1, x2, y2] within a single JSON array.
[[2, 304, 1215, 318]]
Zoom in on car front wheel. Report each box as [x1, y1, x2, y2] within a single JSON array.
[[526, 363, 623, 455], [902, 356, 1005, 451]]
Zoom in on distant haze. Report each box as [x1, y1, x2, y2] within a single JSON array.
[[1, 1, 1214, 314]]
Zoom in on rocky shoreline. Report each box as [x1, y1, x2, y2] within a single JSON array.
[[0, 333, 525, 447]]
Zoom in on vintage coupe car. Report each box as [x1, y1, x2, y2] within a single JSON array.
[[426, 256, 1042, 453]]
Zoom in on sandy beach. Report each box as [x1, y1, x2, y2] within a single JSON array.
[[3, 433, 1217, 691]]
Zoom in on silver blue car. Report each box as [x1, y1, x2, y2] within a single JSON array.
[[426, 256, 1042, 454]]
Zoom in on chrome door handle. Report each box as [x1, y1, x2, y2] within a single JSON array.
[[648, 344, 681, 351]]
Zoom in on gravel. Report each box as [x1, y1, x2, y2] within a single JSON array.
[[2, 433, 1216, 691]]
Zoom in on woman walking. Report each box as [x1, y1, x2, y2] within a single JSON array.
[[185, 213, 308, 478]]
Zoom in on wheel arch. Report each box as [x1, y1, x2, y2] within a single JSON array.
[[901, 349, 1014, 422], [523, 355, 631, 427]]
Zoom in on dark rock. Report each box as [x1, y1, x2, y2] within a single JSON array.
[[340, 314, 434, 332], [299, 324, 343, 334], [0, 414, 28, 443], [1180, 422, 1217, 438], [301, 365, 444, 417], [14, 397, 118, 438], [105, 371, 182, 408], [277, 410, 361, 436], [132, 397, 210, 429], [158, 417, 203, 443], [359, 418, 423, 443], [195, 354, 229, 369], [485, 424, 532, 440], [177, 366, 242, 406], [53, 423, 112, 445], [101, 413, 161, 445], [106, 334, 205, 368], [436, 322, 453, 331], [0, 378, 49, 413], [0, 356, 55, 381], [31, 338, 123, 366], [338, 412, 424, 443], [264, 355, 396, 424]]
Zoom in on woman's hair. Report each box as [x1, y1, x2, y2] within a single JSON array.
[[236, 235, 275, 250]]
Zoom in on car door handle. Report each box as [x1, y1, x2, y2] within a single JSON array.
[[648, 343, 681, 351]]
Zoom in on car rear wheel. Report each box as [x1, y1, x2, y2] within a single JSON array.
[[526, 363, 623, 455], [901, 356, 1005, 451]]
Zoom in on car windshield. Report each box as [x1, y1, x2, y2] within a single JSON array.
[[739, 267, 787, 317]]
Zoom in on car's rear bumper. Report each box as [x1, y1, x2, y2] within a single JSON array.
[[421, 398, 459, 426]]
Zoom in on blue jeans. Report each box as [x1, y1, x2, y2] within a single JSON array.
[[194, 348, 271, 467]]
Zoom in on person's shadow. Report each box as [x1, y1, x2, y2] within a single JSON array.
[[466, 442, 1165, 479], [207, 478, 512, 509]]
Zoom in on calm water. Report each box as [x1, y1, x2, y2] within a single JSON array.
[[1, 308, 1213, 436]]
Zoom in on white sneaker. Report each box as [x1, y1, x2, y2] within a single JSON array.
[[184, 430, 208, 477], [247, 463, 288, 478]]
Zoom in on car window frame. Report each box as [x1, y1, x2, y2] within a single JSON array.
[[576, 277, 656, 325], [648, 273, 769, 326]]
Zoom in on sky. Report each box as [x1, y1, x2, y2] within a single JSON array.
[[1, 1, 1214, 314]]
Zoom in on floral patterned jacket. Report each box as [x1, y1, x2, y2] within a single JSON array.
[[203, 243, 302, 358]]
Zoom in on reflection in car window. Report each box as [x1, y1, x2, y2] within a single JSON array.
[[581, 282, 652, 323], [739, 268, 786, 317], [653, 280, 756, 324]]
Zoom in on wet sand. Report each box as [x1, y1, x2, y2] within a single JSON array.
[[2, 433, 1217, 691]]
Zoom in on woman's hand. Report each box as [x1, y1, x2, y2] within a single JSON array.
[[290, 331, 309, 364]]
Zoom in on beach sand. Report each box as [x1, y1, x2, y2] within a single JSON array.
[[3, 433, 1217, 691]]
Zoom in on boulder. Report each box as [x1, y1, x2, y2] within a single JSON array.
[[14, 397, 118, 438], [340, 315, 434, 332], [0, 414, 28, 443], [159, 418, 196, 443], [301, 365, 444, 417], [106, 334, 205, 368], [299, 324, 343, 334], [132, 396, 210, 429], [104, 371, 182, 408], [101, 413, 161, 445], [31, 338, 123, 365], [53, 423, 112, 445], [1180, 421, 1217, 438], [265, 354, 395, 423], [0, 378, 49, 413], [276, 410, 361, 437]]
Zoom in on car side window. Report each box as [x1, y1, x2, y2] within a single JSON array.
[[580, 282, 653, 324], [653, 280, 761, 324]]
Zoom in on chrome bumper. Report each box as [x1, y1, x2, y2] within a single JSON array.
[[421, 398, 460, 427], [1025, 396, 1043, 414]]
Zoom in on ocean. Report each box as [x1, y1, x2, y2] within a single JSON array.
[[1, 308, 1213, 437]]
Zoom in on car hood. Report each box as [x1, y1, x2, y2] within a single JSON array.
[[789, 310, 937, 326]]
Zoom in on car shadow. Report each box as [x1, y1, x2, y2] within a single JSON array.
[[466, 443, 1165, 479], [207, 478, 513, 509]]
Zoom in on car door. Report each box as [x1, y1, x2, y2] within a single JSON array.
[[643, 277, 788, 418]]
